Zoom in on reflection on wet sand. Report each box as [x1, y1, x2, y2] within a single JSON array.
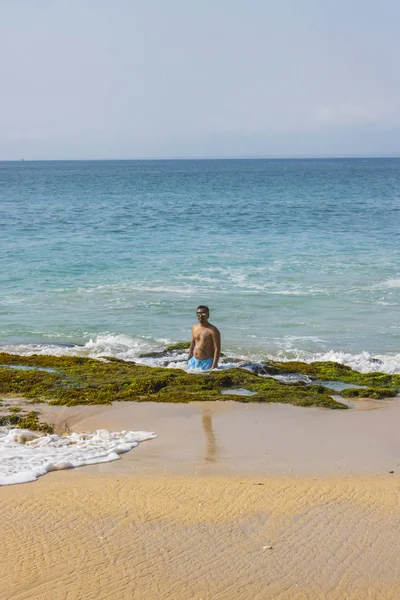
[[202, 408, 217, 463]]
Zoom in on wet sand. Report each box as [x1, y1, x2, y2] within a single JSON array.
[[35, 396, 400, 476], [2, 398, 400, 599]]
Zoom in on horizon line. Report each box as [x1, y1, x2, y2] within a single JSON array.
[[1, 154, 400, 163]]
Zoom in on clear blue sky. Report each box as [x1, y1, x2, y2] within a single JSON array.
[[1, 0, 399, 159]]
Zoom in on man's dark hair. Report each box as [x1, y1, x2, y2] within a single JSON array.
[[197, 305, 209, 313]]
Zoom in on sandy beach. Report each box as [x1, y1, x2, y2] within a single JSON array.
[[2, 398, 400, 599]]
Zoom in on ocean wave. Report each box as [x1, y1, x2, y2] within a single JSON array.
[[267, 350, 400, 375], [0, 297, 27, 305], [383, 279, 400, 289], [1, 335, 400, 374], [376, 301, 399, 307], [0, 428, 157, 486], [174, 274, 220, 284], [0, 334, 171, 361], [76, 283, 201, 295], [18, 273, 400, 305], [367, 278, 400, 291], [66, 272, 335, 297]]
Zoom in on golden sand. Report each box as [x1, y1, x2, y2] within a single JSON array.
[[1, 472, 400, 600]]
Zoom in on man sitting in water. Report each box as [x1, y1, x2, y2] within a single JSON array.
[[188, 306, 221, 370]]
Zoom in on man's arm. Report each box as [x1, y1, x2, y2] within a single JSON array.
[[211, 327, 221, 369], [188, 327, 195, 361]]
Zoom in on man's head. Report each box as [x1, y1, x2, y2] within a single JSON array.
[[196, 305, 209, 324]]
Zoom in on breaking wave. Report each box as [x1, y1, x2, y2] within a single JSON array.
[[1, 335, 400, 374]]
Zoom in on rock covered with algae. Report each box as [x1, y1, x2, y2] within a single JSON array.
[[0, 410, 53, 434], [0, 352, 398, 426], [269, 360, 400, 388]]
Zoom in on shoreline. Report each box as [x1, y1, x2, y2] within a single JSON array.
[[41, 397, 400, 477], [2, 396, 398, 478]]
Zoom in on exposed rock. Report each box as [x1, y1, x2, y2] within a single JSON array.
[[341, 387, 397, 399], [139, 341, 191, 358], [0, 352, 349, 410]]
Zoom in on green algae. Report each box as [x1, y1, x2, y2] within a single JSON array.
[[8, 406, 22, 413], [0, 410, 53, 434], [163, 342, 191, 353], [0, 367, 63, 399], [341, 387, 397, 400], [138, 341, 190, 358], [99, 356, 135, 364], [0, 353, 349, 410], [270, 360, 400, 389]]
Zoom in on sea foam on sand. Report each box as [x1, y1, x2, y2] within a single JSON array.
[[0, 427, 157, 486]]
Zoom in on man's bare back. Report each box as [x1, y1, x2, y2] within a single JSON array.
[[188, 306, 221, 370]]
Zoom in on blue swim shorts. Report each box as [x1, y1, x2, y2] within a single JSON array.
[[188, 356, 213, 371]]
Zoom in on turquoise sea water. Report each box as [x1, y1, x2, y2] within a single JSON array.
[[1, 158, 399, 372]]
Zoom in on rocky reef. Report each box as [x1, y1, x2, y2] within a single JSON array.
[[0, 350, 399, 432], [268, 360, 400, 388]]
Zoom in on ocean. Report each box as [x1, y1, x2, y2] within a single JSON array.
[[1, 158, 399, 373]]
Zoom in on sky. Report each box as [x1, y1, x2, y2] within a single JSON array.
[[0, 0, 399, 159]]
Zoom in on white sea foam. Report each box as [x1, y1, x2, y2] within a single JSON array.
[[2, 335, 400, 374], [268, 350, 400, 375], [0, 334, 169, 361], [0, 428, 157, 486], [0, 297, 26, 305], [368, 278, 400, 291], [174, 274, 219, 284], [165, 352, 400, 374], [384, 279, 400, 289]]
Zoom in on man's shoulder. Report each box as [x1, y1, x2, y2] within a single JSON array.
[[208, 323, 220, 334]]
